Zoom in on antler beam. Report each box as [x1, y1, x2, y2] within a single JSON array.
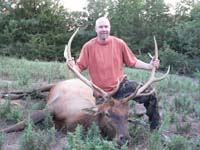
[[123, 37, 170, 102], [64, 28, 112, 100]]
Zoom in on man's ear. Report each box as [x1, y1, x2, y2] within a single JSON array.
[[82, 107, 98, 115]]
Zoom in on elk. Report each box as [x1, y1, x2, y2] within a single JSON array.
[[0, 28, 170, 146]]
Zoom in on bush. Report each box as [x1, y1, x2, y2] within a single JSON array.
[[0, 133, 4, 150], [65, 123, 118, 150], [19, 116, 56, 150], [0, 100, 23, 122], [159, 46, 189, 74], [166, 135, 188, 150]]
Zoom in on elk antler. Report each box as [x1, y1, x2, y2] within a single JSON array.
[[64, 28, 119, 100], [123, 36, 170, 102]]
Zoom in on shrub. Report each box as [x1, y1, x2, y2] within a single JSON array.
[[148, 131, 163, 150], [166, 135, 188, 150], [0, 99, 23, 122], [0, 133, 4, 150], [19, 116, 56, 150], [65, 123, 118, 150], [19, 117, 38, 150], [159, 46, 189, 75]]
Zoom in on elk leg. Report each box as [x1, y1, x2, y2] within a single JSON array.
[[112, 78, 160, 130], [133, 93, 160, 130], [0, 110, 46, 133]]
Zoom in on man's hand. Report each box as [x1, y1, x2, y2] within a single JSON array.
[[66, 58, 76, 68], [66, 59, 82, 73], [150, 57, 160, 69]]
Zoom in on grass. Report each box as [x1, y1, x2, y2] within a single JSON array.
[[0, 56, 200, 149], [0, 133, 4, 150], [65, 123, 118, 150], [0, 99, 23, 122]]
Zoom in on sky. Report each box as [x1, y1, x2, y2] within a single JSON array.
[[60, 0, 181, 11]]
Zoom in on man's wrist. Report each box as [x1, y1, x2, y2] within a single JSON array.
[[148, 64, 153, 70]]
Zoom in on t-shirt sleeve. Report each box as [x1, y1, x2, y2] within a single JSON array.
[[76, 44, 89, 71], [121, 40, 137, 67]]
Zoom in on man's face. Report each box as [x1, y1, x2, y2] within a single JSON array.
[[95, 19, 110, 42]]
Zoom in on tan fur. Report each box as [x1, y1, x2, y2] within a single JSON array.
[[47, 78, 95, 124]]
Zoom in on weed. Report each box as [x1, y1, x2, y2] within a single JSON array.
[[0, 100, 11, 119], [38, 109, 54, 130], [189, 137, 200, 150], [19, 117, 38, 150], [19, 116, 56, 150], [6, 106, 23, 122], [148, 131, 163, 150], [65, 123, 117, 150], [194, 103, 200, 119], [0, 133, 4, 150], [35, 127, 56, 150], [129, 123, 149, 145], [166, 135, 188, 150], [176, 122, 191, 134], [174, 94, 193, 114], [0, 99, 23, 122], [31, 101, 46, 110]]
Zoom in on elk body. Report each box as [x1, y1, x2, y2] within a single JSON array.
[[1, 79, 130, 145], [0, 29, 170, 146]]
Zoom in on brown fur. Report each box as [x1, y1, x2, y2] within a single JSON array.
[[1, 78, 130, 145]]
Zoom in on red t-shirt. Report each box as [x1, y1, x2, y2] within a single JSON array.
[[77, 36, 137, 92]]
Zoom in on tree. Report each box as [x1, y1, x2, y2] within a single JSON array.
[[0, 0, 72, 61]]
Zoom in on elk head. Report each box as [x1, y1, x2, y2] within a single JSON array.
[[64, 28, 170, 145]]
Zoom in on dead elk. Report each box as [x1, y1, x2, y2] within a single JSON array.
[[0, 29, 170, 146]]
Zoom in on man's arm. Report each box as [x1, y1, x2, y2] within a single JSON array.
[[66, 59, 82, 72], [134, 57, 160, 70]]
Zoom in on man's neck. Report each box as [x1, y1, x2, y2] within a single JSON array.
[[97, 36, 110, 44]]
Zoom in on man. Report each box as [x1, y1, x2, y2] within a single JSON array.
[[68, 17, 160, 130]]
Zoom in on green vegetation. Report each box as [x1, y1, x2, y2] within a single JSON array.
[[19, 116, 56, 150], [0, 57, 199, 149], [0, 99, 23, 122], [0, 133, 4, 150], [65, 123, 118, 150], [0, 0, 200, 75]]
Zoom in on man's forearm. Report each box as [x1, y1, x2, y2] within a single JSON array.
[[74, 64, 82, 72], [66, 60, 82, 73], [134, 59, 153, 70]]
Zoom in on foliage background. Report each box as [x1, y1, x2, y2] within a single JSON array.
[[0, 0, 200, 75]]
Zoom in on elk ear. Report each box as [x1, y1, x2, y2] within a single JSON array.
[[82, 107, 98, 115]]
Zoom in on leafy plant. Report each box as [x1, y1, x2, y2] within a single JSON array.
[[0, 133, 4, 150], [19, 116, 56, 150], [65, 123, 117, 150], [148, 131, 163, 150], [166, 135, 188, 150], [0, 99, 23, 122], [19, 117, 38, 150]]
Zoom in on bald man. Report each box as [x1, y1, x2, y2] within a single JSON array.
[[68, 17, 160, 130]]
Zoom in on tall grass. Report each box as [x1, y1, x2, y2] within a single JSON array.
[[0, 56, 200, 149], [0, 56, 72, 90], [0, 133, 4, 150]]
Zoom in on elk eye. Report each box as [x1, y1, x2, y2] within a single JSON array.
[[105, 112, 110, 117]]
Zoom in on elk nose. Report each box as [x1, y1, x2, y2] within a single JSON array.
[[118, 135, 129, 146]]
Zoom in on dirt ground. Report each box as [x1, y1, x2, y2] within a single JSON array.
[[1, 79, 200, 150]]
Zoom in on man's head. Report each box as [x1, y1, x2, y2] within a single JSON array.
[[95, 17, 111, 43]]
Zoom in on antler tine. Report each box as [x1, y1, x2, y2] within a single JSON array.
[[123, 36, 170, 102], [135, 37, 170, 96], [107, 79, 120, 97], [64, 28, 109, 98], [64, 28, 79, 61]]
